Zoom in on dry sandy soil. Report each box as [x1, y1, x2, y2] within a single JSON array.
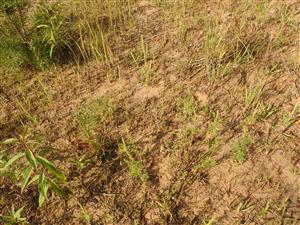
[[1, 0, 300, 224]]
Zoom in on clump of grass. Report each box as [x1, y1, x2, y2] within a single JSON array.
[[130, 35, 154, 85], [0, 37, 30, 72], [67, 0, 135, 64], [245, 81, 265, 112]]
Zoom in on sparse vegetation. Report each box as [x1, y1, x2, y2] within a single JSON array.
[[1, 0, 299, 224]]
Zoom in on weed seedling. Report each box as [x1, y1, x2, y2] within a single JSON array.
[[178, 91, 197, 121], [119, 138, 148, 183], [76, 97, 115, 148], [207, 111, 221, 138], [232, 135, 253, 163], [282, 102, 299, 128], [203, 217, 215, 225], [1, 205, 27, 225], [78, 202, 92, 224]]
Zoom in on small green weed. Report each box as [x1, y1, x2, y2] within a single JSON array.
[[0, 37, 30, 72], [119, 138, 148, 183], [282, 102, 299, 128], [76, 97, 115, 141], [208, 112, 221, 138], [178, 91, 197, 121], [78, 202, 92, 224], [1, 205, 27, 225], [232, 135, 253, 163], [178, 124, 198, 149], [71, 155, 91, 172], [194, 157, 216, 171], [203, 217, 215, 225], [201, 157, 216, 169]]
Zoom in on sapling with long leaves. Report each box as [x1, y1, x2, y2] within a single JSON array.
[[0, 133, 66, 207]]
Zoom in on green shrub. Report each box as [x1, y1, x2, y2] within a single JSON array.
[[30, 2, 72, 67], [0, 0, 71, 70], [0, 0, 136, 71]]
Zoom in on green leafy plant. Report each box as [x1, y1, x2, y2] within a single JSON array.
[[0, 37, 30, 72], [0, 133, 66, 207], [208, 111, 221, 138], [71, 155, 91, 172], [1, 205, 27, 225], [30, 1, 71, 67], [0, 0, 30, 71], [0, 0, 72, 70], [201, 157, 217, 169]]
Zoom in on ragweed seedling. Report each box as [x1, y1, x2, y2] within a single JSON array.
[[76, 97, 115, 143], [201, 157, 217, 170], [203, 217, 215, 225], [130, 35, 154, 85], [131, 35, 152, 65], [244, 102, 277, 127], [232, 135, 253, 164], [78, 202, 92, 224], [140, 61, 154, 85], [178, 91, 198, 121], [119, 138, 148, 183], [178, 123, 198, 149], [37, 76, 53, 104], [177, 0, 187, 38], [15, 98, 38, 125], [71, 155, 91, 172], [194, 157, 216, 171], [208, 111, 221, 138], [260, 201, 270, 219], [0, 133, 66, 207]]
